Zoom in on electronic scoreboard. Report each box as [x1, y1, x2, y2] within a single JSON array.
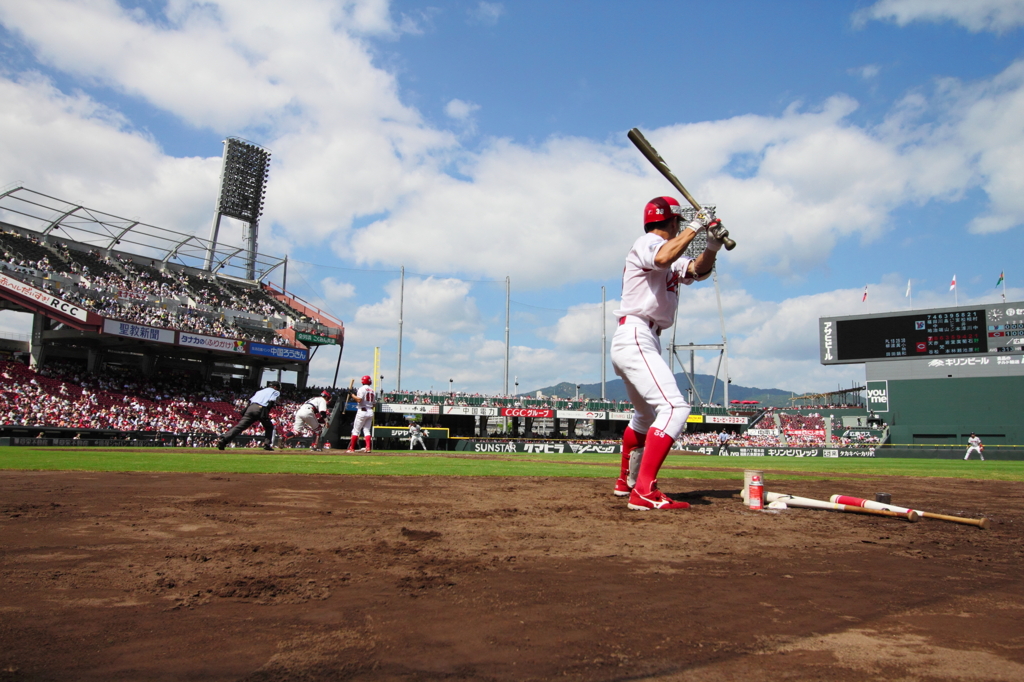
[[820, 301, 1024, 364]]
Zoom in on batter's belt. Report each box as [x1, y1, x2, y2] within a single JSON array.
[[618, 315, 663, 336]]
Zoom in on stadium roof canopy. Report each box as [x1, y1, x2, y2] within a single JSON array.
[[787, 385, 865, 405], [0, 186, 285, 282]]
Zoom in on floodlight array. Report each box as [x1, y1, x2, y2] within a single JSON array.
[[217, 138, 271, 222]]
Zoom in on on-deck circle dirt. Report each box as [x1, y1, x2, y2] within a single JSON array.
[[1, 466, 1021, 681]]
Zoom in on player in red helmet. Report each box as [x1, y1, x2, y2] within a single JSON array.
[[348, 376, 376, 452], [611, 196, 724, 509]]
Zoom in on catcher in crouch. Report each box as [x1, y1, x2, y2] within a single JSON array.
[[292, 390, 334, 451]]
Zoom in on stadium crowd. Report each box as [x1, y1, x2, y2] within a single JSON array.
[[0, 359, 337, 446], [0, 229, 294, 345]]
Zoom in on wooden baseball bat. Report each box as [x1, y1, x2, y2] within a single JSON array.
[[831, 495, 990, 530], [627, 127, 737, 250], [766, 492, 920, 522]]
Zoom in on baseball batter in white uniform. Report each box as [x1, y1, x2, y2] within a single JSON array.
[[611, 196, 723, 510], [964, 433, 984, 460], [408, 422, 428, 450], [347, 375, 376, 452], [293, 390, 332, 451]]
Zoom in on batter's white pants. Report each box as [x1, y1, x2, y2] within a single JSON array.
[[352, 409, 374, 437], [410, 434, 427, 450], [611, 322, 690, 439]]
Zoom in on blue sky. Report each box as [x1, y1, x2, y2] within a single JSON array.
[[0, 0, 1022, 395]]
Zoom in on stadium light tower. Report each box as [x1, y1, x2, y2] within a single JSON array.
[[205, 137, 271, 280]]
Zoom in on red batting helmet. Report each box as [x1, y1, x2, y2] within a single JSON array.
[[361, 375, 372, 385], [644, 196, 684, 226], [321, 390, 332, 399]]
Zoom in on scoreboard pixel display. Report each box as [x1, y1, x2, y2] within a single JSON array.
[[820, 301, 1024, 364]]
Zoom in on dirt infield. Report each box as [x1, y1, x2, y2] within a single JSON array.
[[1, 466, 1022, 681]]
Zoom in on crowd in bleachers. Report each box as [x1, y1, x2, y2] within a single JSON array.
[[0, 359, 334, 445], [0, 228, 294, 346]]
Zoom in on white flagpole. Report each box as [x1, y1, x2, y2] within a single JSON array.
[[1003, 272, 1007, 303]]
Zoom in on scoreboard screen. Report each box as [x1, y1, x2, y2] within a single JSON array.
[[836, 309, 986, 361]]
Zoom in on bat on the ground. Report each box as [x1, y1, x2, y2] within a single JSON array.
[[831, 495, 989, 530], [766, 492, 920, 522], [628, 127, 736, 250]]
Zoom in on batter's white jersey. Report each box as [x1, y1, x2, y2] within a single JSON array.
[[611, 231, 694, 441], [352, 385, 376, 436], [613, 232, 695, 331]]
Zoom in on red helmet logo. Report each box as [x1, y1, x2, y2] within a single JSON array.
[[644, 196, 683, 225]]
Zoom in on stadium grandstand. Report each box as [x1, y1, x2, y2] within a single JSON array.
[[0, 186, 343, 417]]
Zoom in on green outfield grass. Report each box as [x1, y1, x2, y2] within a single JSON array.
[[0, 447, 1022, 481]]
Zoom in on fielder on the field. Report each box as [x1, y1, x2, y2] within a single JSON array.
[[964, 432, 984, 460], [611, 196, 723, 510], [293, 390, 333, 451], [347, 375, 376, 452], [408, 422, 428, 450], [217, 381, 280, 451]]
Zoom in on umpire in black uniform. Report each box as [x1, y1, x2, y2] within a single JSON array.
[[217, 381, 281, 451]]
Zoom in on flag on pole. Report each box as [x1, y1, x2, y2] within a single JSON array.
[[862, 285, 868, 302], [997, 271, 1004, 286], [905, 280, 911, 297], [949, 274, 957, 291]]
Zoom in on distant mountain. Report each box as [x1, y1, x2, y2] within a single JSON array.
[[523, 374, 796, 407]]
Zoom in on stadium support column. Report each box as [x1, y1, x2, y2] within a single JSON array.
[[86, 347, 105, 373], [141, 353, 156, 378], [201, 357, 214, 383], [297, 365, 309, 390], [248, 364, 262, 389], [29, 313, 47, 368]]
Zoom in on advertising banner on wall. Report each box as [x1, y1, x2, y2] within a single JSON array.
[[102, 318, 176, 344], [455, 440, 621, 454], [606, 411, 635, 421], [865, 380, 890, 412], [0, 273, 91, 322], [556, 410, 607, 419], [706, 415, 749, 424], [442, 406, 499, 416], [179, 332, 246, 353], [380, 403, 440, 415], [500, 407, 554, 418], [248, 342, 308, 362]]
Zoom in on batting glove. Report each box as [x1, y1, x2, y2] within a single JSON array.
[[695, 207, 716, 227]]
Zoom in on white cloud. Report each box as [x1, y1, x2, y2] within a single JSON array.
[[468, 2, 504, 26], [353, 276, 483, 335], [320, 278, 357, 302], [849, 64, 881, 80], [444, 98, 480, 121], [855, 0, 1024, 32], [0, 73, 219, 235]]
